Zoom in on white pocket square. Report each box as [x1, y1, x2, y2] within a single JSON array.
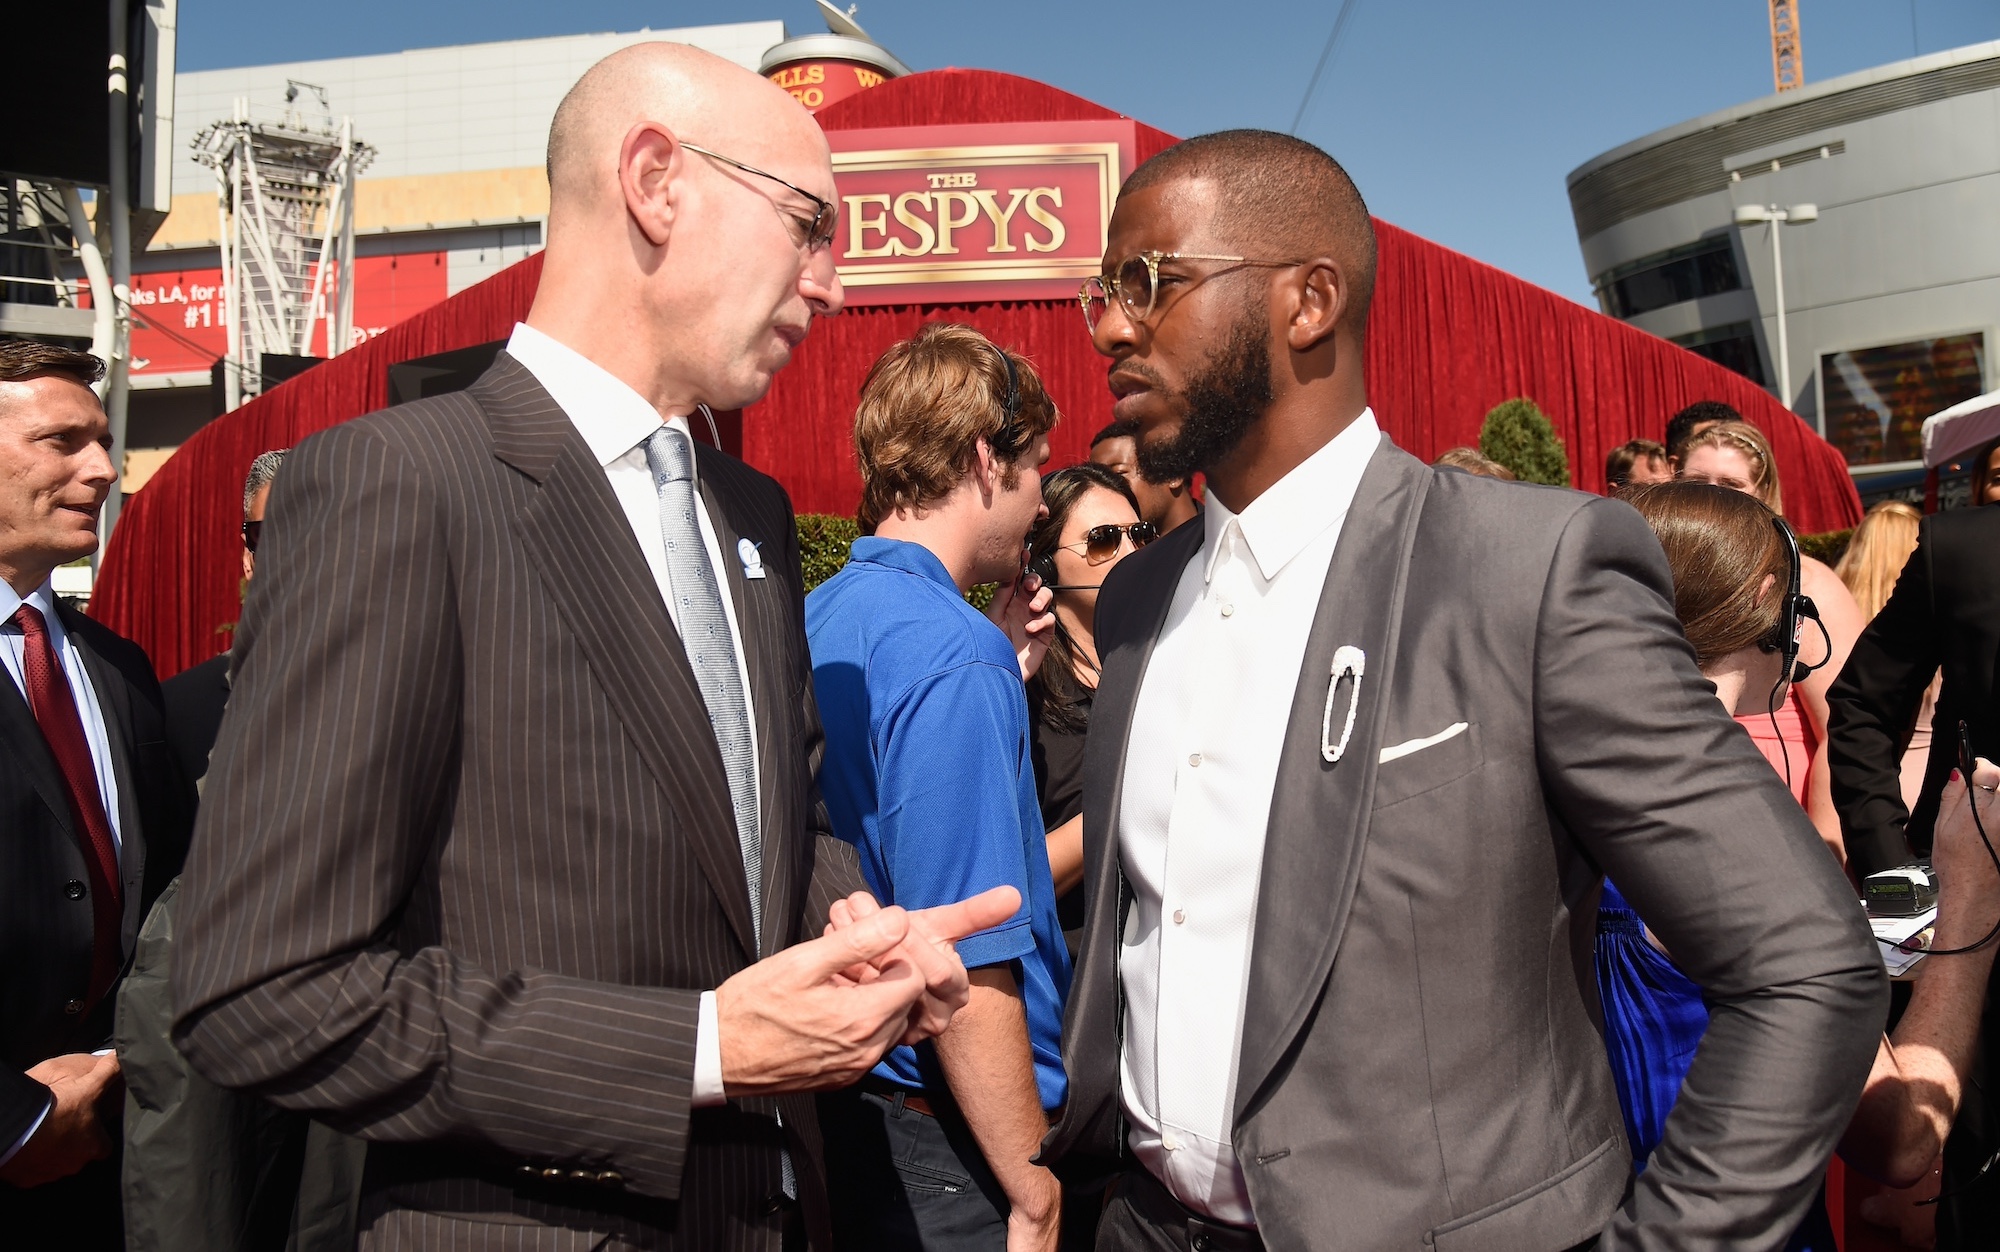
[[1379, 722, 1468, 764]]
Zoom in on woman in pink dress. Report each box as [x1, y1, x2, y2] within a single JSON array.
[[1679, 421, 1868, 870]]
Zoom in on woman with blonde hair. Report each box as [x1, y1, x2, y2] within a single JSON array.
[[1836, 500, 1940, 812], [1679, 420, 1867, 866]]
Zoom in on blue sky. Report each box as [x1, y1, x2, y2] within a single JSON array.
[[179, 0, 1998, 305]]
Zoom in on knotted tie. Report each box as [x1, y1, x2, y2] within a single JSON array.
[[644, 426, 763, 954], [12, 603, 123, 1005]]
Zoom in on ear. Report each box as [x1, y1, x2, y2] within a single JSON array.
[[1285, 258, 1345, 353], [971, 438, 1000, 503], [620, 122, 681, 248]]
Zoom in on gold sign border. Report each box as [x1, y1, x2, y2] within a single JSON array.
[[830, 142, 1120, 285]]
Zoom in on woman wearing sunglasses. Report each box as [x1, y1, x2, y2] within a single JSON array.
[[1025, 465, 1156, 955]]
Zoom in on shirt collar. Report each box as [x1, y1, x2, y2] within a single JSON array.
[[1201, 408, 1381, 584], [849, 536, 960, 594], [0, 577, 63, 637], [505, 322, 694, 468]]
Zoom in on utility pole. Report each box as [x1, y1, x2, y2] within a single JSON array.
[[101, 0, 134, 552], [1733, 202, 1818, 407]]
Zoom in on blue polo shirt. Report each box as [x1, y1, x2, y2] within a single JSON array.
[[806, 536, 1070, 1109]]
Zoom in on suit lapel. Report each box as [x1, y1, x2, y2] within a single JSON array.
[[1233, 438, 1432, 1123], [694, 453, 791, 956], [1054, 517, 1205, 1158], [0, 668, 75, 842], [61, 607, 149, 938], [481, 355, 759, 959]]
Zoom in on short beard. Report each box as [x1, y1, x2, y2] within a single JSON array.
[[1135, 315, 1273, 483]]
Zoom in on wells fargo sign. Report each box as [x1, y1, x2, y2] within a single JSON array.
[[827, 121, 1137, 307]]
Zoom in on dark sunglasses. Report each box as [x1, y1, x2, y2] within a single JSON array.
[[1059, 521, 1158, 564], [241, 520, 262, 553]]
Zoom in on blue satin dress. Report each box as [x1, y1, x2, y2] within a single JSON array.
[[1595, 880, 1836, 1251]]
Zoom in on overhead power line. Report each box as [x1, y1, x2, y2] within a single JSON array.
[[1291, 0, 1363, 135]]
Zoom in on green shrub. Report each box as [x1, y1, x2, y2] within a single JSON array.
[[797, 513, 859, 592], [1479, 397, 1571, 487], [1799, 528, 1853, 567], [795, 511, 997, 611]]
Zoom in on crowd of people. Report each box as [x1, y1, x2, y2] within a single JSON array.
[[3, 39, 1999, 1252]]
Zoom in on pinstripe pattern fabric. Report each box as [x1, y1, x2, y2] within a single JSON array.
[[171, 354, 864, 1251]]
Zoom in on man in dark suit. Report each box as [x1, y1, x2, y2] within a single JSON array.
[[1829, 502, 2000, 1249], [0, 338, 194, 1247], [1041, 130, 1886, 1250], [158, 448, 286, 785], [172, 43, 1012, 1252]]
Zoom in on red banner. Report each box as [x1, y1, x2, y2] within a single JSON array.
[[110, 253, 451, 375], [828, 121, 1135, 307]]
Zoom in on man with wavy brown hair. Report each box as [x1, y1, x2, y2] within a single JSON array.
[[807, 322, 1069, 1251]]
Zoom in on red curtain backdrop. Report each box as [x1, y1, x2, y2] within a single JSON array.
[[90, 67, 1859, 678]]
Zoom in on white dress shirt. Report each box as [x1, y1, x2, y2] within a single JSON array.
[[506, 322, 756, 1106], [1117, 410, 1380, 1225]]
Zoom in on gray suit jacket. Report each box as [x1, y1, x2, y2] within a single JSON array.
[[1043, 437, 1886, 1250], [172, 355, 864, 1250]]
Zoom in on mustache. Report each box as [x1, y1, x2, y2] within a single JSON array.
[[1108, 361, 1166, 392]]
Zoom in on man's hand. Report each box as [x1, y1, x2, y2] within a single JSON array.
[[0, 1052, 120, 1188], [826, 886, 1022, 1043], [717, 905, 929, 1096], [985, 573, 1056, 681]]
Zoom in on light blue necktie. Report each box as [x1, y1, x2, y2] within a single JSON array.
[[644, 425, 763, 954]]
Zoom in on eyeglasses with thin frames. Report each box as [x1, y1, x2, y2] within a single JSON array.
[[680, 142, 839, 252], [1079, 251, 1305, 333], [241, 519, 262, 553]]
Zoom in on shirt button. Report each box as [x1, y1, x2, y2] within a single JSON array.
[[64, 880, 86, 900], [1219, 601, 1235, 618], [1173, 908, 1186, 925], [1188, 752, 1202, 768], [1162, 1131, 1180, 1151]]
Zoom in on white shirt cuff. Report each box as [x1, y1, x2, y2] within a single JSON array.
[[0, 1094, 52, 1168], [693, 989, 726, 1107]]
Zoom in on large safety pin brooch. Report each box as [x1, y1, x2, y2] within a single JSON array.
[[1321, 645, 1367, 763]]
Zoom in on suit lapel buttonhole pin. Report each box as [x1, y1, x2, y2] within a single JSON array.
[[738, 537, 766, 580]]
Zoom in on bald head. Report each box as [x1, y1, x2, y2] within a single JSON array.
[[1122, 130, 1376, 341], [546, 42, 825, 212]]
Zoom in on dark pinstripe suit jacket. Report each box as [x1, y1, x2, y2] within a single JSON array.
[[172, 354, 865, 1251]]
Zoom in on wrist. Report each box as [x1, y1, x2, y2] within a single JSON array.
[[1004, 1164, 1060, 1220]]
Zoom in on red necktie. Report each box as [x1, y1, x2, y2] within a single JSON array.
[[12, 603, 124, 1005]]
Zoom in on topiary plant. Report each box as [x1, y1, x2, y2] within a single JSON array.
[[796, 513, 859, 592], [1478, 397, 1572, 487]]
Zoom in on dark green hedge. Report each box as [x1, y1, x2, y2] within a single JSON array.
[[797, 513, 859, 592], [796, 512, 995, 608], [1800, 528, 1852, 567], [1480, 397, 1572, 488]]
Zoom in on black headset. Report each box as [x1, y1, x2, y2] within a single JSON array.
[[1758, 514, 1830, 686]]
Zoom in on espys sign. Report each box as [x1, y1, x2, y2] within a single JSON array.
[[828, 121, 1136, 307]]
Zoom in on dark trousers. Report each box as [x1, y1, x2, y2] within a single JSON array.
[[1093, 1166, 1263, 1252], [821, 1084, 1008, 1251]]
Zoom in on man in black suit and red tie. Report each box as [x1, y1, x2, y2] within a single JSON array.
[[0, 338, 194, 1248], [172, 41, 1015, 1252]]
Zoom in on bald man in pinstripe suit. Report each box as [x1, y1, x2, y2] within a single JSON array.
[[170, 44, 1013, 1252]]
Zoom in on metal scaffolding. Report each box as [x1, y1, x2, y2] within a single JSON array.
[[191, 82, 373, 410]]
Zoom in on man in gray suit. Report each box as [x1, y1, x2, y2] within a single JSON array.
[[1042, 129, 1886, 1250], [173, 44, 1012, 1251]]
